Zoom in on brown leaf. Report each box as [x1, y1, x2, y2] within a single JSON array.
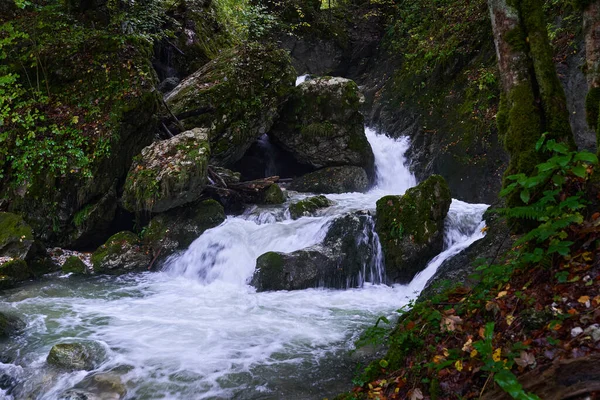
[[409, 388, 424, 400], [440, 315, 463, 332], [514, 351, 535, 367]]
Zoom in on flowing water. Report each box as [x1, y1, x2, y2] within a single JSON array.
[[0, 128, 488, 400]]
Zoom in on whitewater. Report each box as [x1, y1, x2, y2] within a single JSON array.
[[0, 128, 488, 399]]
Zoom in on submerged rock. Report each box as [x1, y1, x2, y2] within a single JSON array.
[[0, 311, 25, 338], [60, 372, 127, 400], [375, 175, 452, 283], [288, 195, 333, 219], [270, 77, 374, 175], [122, 128, 210, 213], [165, 42, 296, 167], [61, 256, 87, 275], [91, 232, 151, 275], [142, 199, 225, 261], [47, 341, 106, 371], [289, 166, 369, 193]]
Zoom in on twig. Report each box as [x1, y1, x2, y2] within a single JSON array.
[[480, 373, 493, 398], [161, 97, 185, 132], [166, 39, 185, 55], [148, 248, 162, 271], [161, 121, 174, 138], [208, 166, 228, 188]]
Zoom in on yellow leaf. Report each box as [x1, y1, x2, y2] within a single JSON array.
[[455, 360, 463, 372], [443, 348, 449, 357], [578, 296, 590, 304], [470, 349, 478, 358], [496, 291, 507, 299], [72, 116, 79, 124], [481, 226, 488, 233], [462, 338, 473, 352], [433, 355, 445, 364], [492, 348, 502, 362], [506, 314, 515, 326]]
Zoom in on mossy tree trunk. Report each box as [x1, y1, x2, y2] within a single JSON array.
[[488, 0, 575, 207], [583, 0, 600, 156]]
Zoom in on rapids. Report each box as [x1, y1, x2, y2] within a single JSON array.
[[0, 128, 488, 400]]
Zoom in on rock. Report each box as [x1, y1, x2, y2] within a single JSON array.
[[584, 324, 600, 342], [165, 42, 296, 167], [288, 195, 332, 219], [261, 184, 286, 204], [269, 77, 374, 176], [122, 128, 210, 213], [142, 199, 225, 261], [0, 212, 39, 260], [0, 311, 25, 338], [91, 232, 151, 275], [289, 166, 369, 194], [252, 211, 381, 291], [47, 341, 106, 371], [157, 77, 180, 94], [60, 372, 127, 400], [375, 175, 452, 283], [0, 259, 32, 283], [210, 167, 241, 185], [62, 256, 87, 275]]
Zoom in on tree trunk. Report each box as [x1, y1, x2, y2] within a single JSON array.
[[583, 0, 600, 155]]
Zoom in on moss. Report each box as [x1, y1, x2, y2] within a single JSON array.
[[47, 342, 106, 371], [62, 256, 87, 274], [0, 212, 34, 251], [253, 252, 285, 291], [0, 259, 32, 282], [262, 184, 285, 205], [289, 195, 333, 219], [91, 231, 139, 267]]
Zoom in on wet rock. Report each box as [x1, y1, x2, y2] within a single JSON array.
[[165, 42, 295, 167], [47, 341, 106, 371], [0, 259, 32, 283], [0, 311, 25, 338], [122, 128, 210, 213], [210, 167, 241, 185], [0, 212, 42, 260], [61, 256, 87, 275], [261, 184, 286, 205], [91, 232, 151, 275], [288, 195, 332, 219], [375, 175, 452, 283], [157, 77, 180, 94], [289, 166, 369, 194], [142, 199, 225, 261], [270, 77, 374, 176], [60, 372, 127, 400]]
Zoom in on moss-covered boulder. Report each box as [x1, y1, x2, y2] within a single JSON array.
[[142, 199, 225, 261], [269, 77, 375, 176], [47, 341, 106, 371], [261, 184, 286, 204], [61, 372, 127, 400], [165, 42, 296, 167], [375, 175, 452, 283], [122, 128, 210, 213], [0, 212, 38, 260], [0, 311, 25, 338], [91, 232, 151, 275], [61, 256, 87, 275], [289, 166, 369, 194], [0, 259, 32, 283], [288, 195, 333, 219]]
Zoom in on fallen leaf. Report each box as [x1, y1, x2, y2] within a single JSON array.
[[433, 355, 445, 364], [441, 315, 463, 332], [497, 291, 508, 299], [506, 314, 515, 326], [470, 349, 478, 358], [455, 360, 463, 372], [492, 348, 502, 362], [462, 338, 473, 352], [409, 388, 424, 400], [514, 351, 535, 367], [578, 296, 590, 304]]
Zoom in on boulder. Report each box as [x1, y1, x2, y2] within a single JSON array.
[[142, 199, 225, 261], [61, 372, 127, 400], [122, 128, 210, 213], [165, 42, 296, 167], [288, 195, 332, 219], [251, 211, 381, 291], [47, 341, 106, 371], [61, 256, 88, 275], [91, 232, 151, 275], [269, 77, 374, 175], [289, 166, 369, 194], [0, 212, 40, 260], [375, 175, 452, 283], [0, 311, 25, 338], [0, 259, 32, 283], [261, 184, 286, 205]]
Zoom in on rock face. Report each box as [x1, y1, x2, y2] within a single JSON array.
[[122, 128, 210, 213], [289, 166, 369, 194], [0, 212, 40, 260], [251, 211, 381, 291], [91, 232, 151, 275], [288, 195, 332, 219], [47, 341, 106, 371], [165, 42, 296, 167], [142, 199, 225, 261], [269, 77, 375, 175], [375, 175, 452, 283]]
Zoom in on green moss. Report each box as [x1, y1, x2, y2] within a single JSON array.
[[62, 256, 87, 274], [0, 259, 32, 282], [253, 251, 285, 291], [262, 184, 285, 205], [0, 212, 33, 251], [91, 231, 139, 267], [289, 195, 333, 219]]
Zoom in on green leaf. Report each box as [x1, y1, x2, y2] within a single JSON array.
[[494, 369, 541, 400], [570, 165, 586, 178], [520, 189, 530, 204], [536, 162, 556, 172], [573, 151, 598, 164], [379, 359, 389, 368], [535, 134, 546, 151]]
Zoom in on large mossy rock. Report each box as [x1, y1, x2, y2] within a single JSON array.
[[165, 42, 296, 167], [91, 232, 151, 275], [288, 195, 332, 219], [0, 260, 32, 283], [375, 175, 452, 283], [269, 77, 374, 175], [0, 212, 39, 260], [142, 199, 225, 260], [61, 256, 87, 275], [0, 311, 25, 338], [122, 128, 210, 213], [47, 341, 106, 371], [251, 211, 380, 291], [289, 166, 369, 194]]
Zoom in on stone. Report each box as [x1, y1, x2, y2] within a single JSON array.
[[61, 256, 87, 275], [47, 341, 106, 371], [289, 166, 369, 194], [288, 195, 332, 219], [0, 259, 32, 283], [0, 311, 25, 338], [142, 199, 226, 261], [0, 212, 38, 260], [375, 175, 452, 283], [122, 128, 210, 213], [261, 184, 286, 204], [270, 77, 374, 176], [91, 232, 152, 275], [165, 42, 296, 167]]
